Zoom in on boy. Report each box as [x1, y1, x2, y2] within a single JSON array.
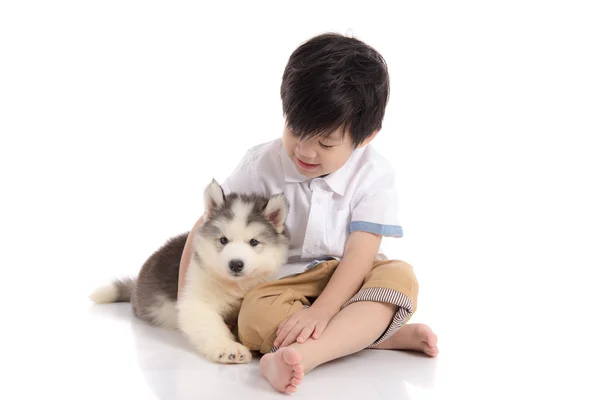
[[178, 32, 438, 393]]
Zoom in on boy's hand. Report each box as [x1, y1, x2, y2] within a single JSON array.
[[274, 305, 336, 348]]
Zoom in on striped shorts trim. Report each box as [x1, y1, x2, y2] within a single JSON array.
[[269, 287, 413, 353], [343, 287, 413, 347]]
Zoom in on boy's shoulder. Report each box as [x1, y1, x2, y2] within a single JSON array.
[[339, 143, 398, 195], [328, 144, 404, 239], [236, 138, 285, 167], [357, 144, 396, 178], [222, 138, 286, 195]]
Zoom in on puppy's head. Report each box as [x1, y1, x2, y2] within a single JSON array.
[[194, 179, 289, 282]]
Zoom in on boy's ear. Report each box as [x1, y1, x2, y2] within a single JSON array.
[[356, 129, 379, 148], [263, 193, 289, 234], [204, 179, 225, 216]]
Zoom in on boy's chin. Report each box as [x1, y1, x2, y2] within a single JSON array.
[[296, 166, 325, 178]]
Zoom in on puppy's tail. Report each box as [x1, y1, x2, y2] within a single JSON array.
[[89, 277, 135, 303]]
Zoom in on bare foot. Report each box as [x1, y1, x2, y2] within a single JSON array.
[[373, 323, 439, 357], [260, 347, 305, 393]]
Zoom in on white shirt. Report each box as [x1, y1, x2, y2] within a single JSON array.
[[222, 138, 403, 278]]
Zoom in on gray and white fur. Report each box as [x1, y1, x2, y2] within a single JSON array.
[[89, 179, 290, 364]]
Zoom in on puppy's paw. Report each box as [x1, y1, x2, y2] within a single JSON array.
[[207, 341, 252, 364]]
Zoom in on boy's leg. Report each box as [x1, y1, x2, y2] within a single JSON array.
[[259, 259, 428, 394], [260, 300, 398, 393], [370, 322, 438, 355], [350, 259, 437, 357], [237, 260, 339, 354]]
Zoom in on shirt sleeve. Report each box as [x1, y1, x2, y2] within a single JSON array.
[[349, 169, 404, 238]]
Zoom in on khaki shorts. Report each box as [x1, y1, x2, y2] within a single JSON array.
[[237, 258, 419, 354]]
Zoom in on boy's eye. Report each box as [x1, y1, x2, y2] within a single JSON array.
[[220, 237, 229, 245], [319, 142, 334, 149], [249, 239, 259, 247]]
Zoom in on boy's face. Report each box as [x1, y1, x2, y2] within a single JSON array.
[[282, 123, 375, 178]]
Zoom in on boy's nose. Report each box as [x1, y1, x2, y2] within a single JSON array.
[[296, 141, 318, 159]]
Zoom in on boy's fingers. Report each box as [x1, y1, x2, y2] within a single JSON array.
[[281, 325, 304, 347], [312, 321, 327, 339], [277, 309, 303, 334], [297, 323, 316, 343], [275, 319, 298, 346], [277, 318, 289, 335]]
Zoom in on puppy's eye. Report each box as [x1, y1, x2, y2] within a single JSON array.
[[249, 239, 259, 247], [220, 237, 229, 245]]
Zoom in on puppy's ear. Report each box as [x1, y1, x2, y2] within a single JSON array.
[[204, 179, 225, 216], [263, 193, 289, 234]]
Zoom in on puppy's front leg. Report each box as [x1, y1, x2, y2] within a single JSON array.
[[178, 299, 252, 364]]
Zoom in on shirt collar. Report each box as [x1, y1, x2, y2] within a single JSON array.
[[279, 139, 366, 197]]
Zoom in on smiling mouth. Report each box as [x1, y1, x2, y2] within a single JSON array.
[[296, 157, 319, 170]]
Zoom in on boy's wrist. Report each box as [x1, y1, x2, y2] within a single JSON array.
[[310, 267, 364, 316], [310, 298, 341, 318], [308, 231, 381, 316]]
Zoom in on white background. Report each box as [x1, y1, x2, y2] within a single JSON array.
[[1, 1, 599, 399]]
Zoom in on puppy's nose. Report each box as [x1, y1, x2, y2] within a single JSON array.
[[229, 259, 244, 273]]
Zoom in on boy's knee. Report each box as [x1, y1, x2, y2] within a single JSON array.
[[237, 289, 307, 354], [367, 259, 419, 302]]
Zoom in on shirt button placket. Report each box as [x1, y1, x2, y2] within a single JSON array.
[[303, 181, 325, 258]]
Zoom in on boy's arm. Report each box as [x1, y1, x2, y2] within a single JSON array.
[[274, 230, 382, 347], [311, 231, 382, 313], [177, 214, 205, 300]]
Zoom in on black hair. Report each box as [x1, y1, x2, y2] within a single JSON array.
[[280, 32, 390, 147]]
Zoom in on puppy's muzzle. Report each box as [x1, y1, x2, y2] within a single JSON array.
[[228, 259, 244, 274]]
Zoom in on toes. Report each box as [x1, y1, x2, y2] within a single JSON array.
[[425, 336, 438, 348], [292, 363, 304, 374], [260, 349, 306, 394], [428, 346, 439, 357], [282, 347, 303, 365], [422, 342, 439, 357], [286, 384, 298, 393], [421, 327, 438, 348]]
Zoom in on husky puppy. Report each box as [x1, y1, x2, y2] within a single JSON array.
[[89, 179, 290, 364]]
